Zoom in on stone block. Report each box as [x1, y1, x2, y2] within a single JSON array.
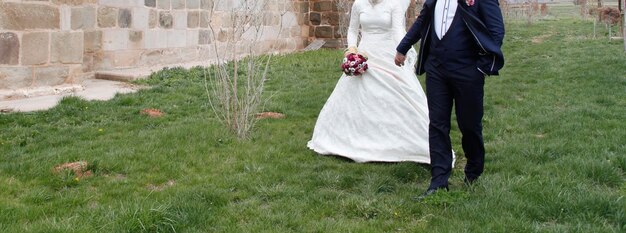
[[144, 30, 167, 48], [102, 50, 143, 68], [0, 32, 19, 65], [167, 30, 187, 47], [101, 29, 128, 51], [214, 0, 233, 11], [21, 32, 50, 66], [128, 30, 144, 49], [132, 7, 150, 29], [149, 10, 158, 28], [60, 5, 71, 31], [33, 66, 70, 86], [198, 30, 212, 44], [310, 12, 321, 25], [139, 49, 163, 66], [252, 41, 272, 54], [301, 25, 309, 37], [97, 0, 144, 7], [98, 7, 118, 28], [200, 0, 213, 10], [264, 1, 282, 11], [281, 12, 298, 27], [199, 11, 210, 28], [299, 2, 309, 13], [82, 52, 97, 72], [159, 11, 173, 28], [145, 0, 156, 7], [295, 39, 306, 50], [322, 12, 339, 25], [84, 31, 102, 53], [51, 32, 84, 64], [334, 27, 346, 39], [118, 8, 132, 28], [299, 12, 309, 25], [160, 48, 182, 64], [52, 0, 98, 5], [216, 29, 229, 42], [173, 10, 187, 29], [212, 43, 229, 59], [313, 1, 333, 12], [211, 12, 232, 28], [0, 67, 33, 89], [280, 28, 290, 38], [287, 40, 299, 52], [72, 6, 97, 30], [171, 0, 185, 9], [290, 26, 300, 37], [0, 3, 60, 30], [198, 46, 216, 60], [260, 26, 280, 41], [158, 0, 171, 9], [67, 64, 87, 84], [274, 39, 292, 51], [263, 13, 280, 26], [186, 11, 199, 28], [179, 47, 198, 62], [91, 51, 108, 70], [315, 26, 333, 38], [241, 27, 257, 41], [186, 30, 199, 47], [187, 0, 200, 9], [141, 48, 182, 65]]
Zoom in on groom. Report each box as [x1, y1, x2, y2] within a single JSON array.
[[394, 0, 505, 198]]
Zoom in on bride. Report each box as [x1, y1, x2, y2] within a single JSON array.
[[307, 0, 430, 163]]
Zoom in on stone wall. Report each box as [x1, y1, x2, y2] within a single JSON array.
[[0, 0, 418, 91], [304, 0, 419, 49], [0, 0, 304, 90], [306, 0, 344, 48]]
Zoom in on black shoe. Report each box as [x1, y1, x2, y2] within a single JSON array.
[[413, 186, 448, 201], [464, 177, 477, 187]]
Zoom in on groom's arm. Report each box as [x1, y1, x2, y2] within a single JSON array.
[[396, 6, 430, 55], [477, 0, 505, 46]]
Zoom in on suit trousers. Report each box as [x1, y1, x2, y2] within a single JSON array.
[[424, 60, 485, 189]]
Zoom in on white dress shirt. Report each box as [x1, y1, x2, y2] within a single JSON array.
[[434, 0, 458, 39]]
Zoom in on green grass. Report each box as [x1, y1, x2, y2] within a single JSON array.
[[1, 12, 625, 233]]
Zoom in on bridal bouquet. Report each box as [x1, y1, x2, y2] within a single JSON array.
[[341, 53, 369, 76]]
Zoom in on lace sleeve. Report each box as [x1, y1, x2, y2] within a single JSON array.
[[391, 0, 408, 43], [346, 1, 361, 48], [392, 0, 418, 67]]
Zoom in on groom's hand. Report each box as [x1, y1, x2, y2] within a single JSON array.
[[394, 53, 406, 67]]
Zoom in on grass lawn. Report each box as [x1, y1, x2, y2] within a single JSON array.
[[1, 8, 625, 233]]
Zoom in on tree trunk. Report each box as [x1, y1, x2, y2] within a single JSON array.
[[621, 0, 625, 51], [623, 0, 625, 52]]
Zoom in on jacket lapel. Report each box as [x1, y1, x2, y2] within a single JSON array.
[[424, 0, 438, 9]]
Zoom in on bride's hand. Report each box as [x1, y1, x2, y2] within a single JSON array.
[[344, 47, 358, 57], [394, 53, 406, 67]]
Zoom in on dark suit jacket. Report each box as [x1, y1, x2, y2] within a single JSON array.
[[396, 0, 505, 76]]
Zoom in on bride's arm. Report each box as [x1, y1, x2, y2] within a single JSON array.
[[391, 3, 407, 44], [346, 1, 361, 54], [396, 4, 429, 56]]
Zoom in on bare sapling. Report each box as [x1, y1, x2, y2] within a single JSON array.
[[203, 0, 289, 139]]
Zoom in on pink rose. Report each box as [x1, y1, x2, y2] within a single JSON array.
[[466, 0, 475, 6]]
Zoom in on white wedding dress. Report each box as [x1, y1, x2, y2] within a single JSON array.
[[307, 0, 430, 163]]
